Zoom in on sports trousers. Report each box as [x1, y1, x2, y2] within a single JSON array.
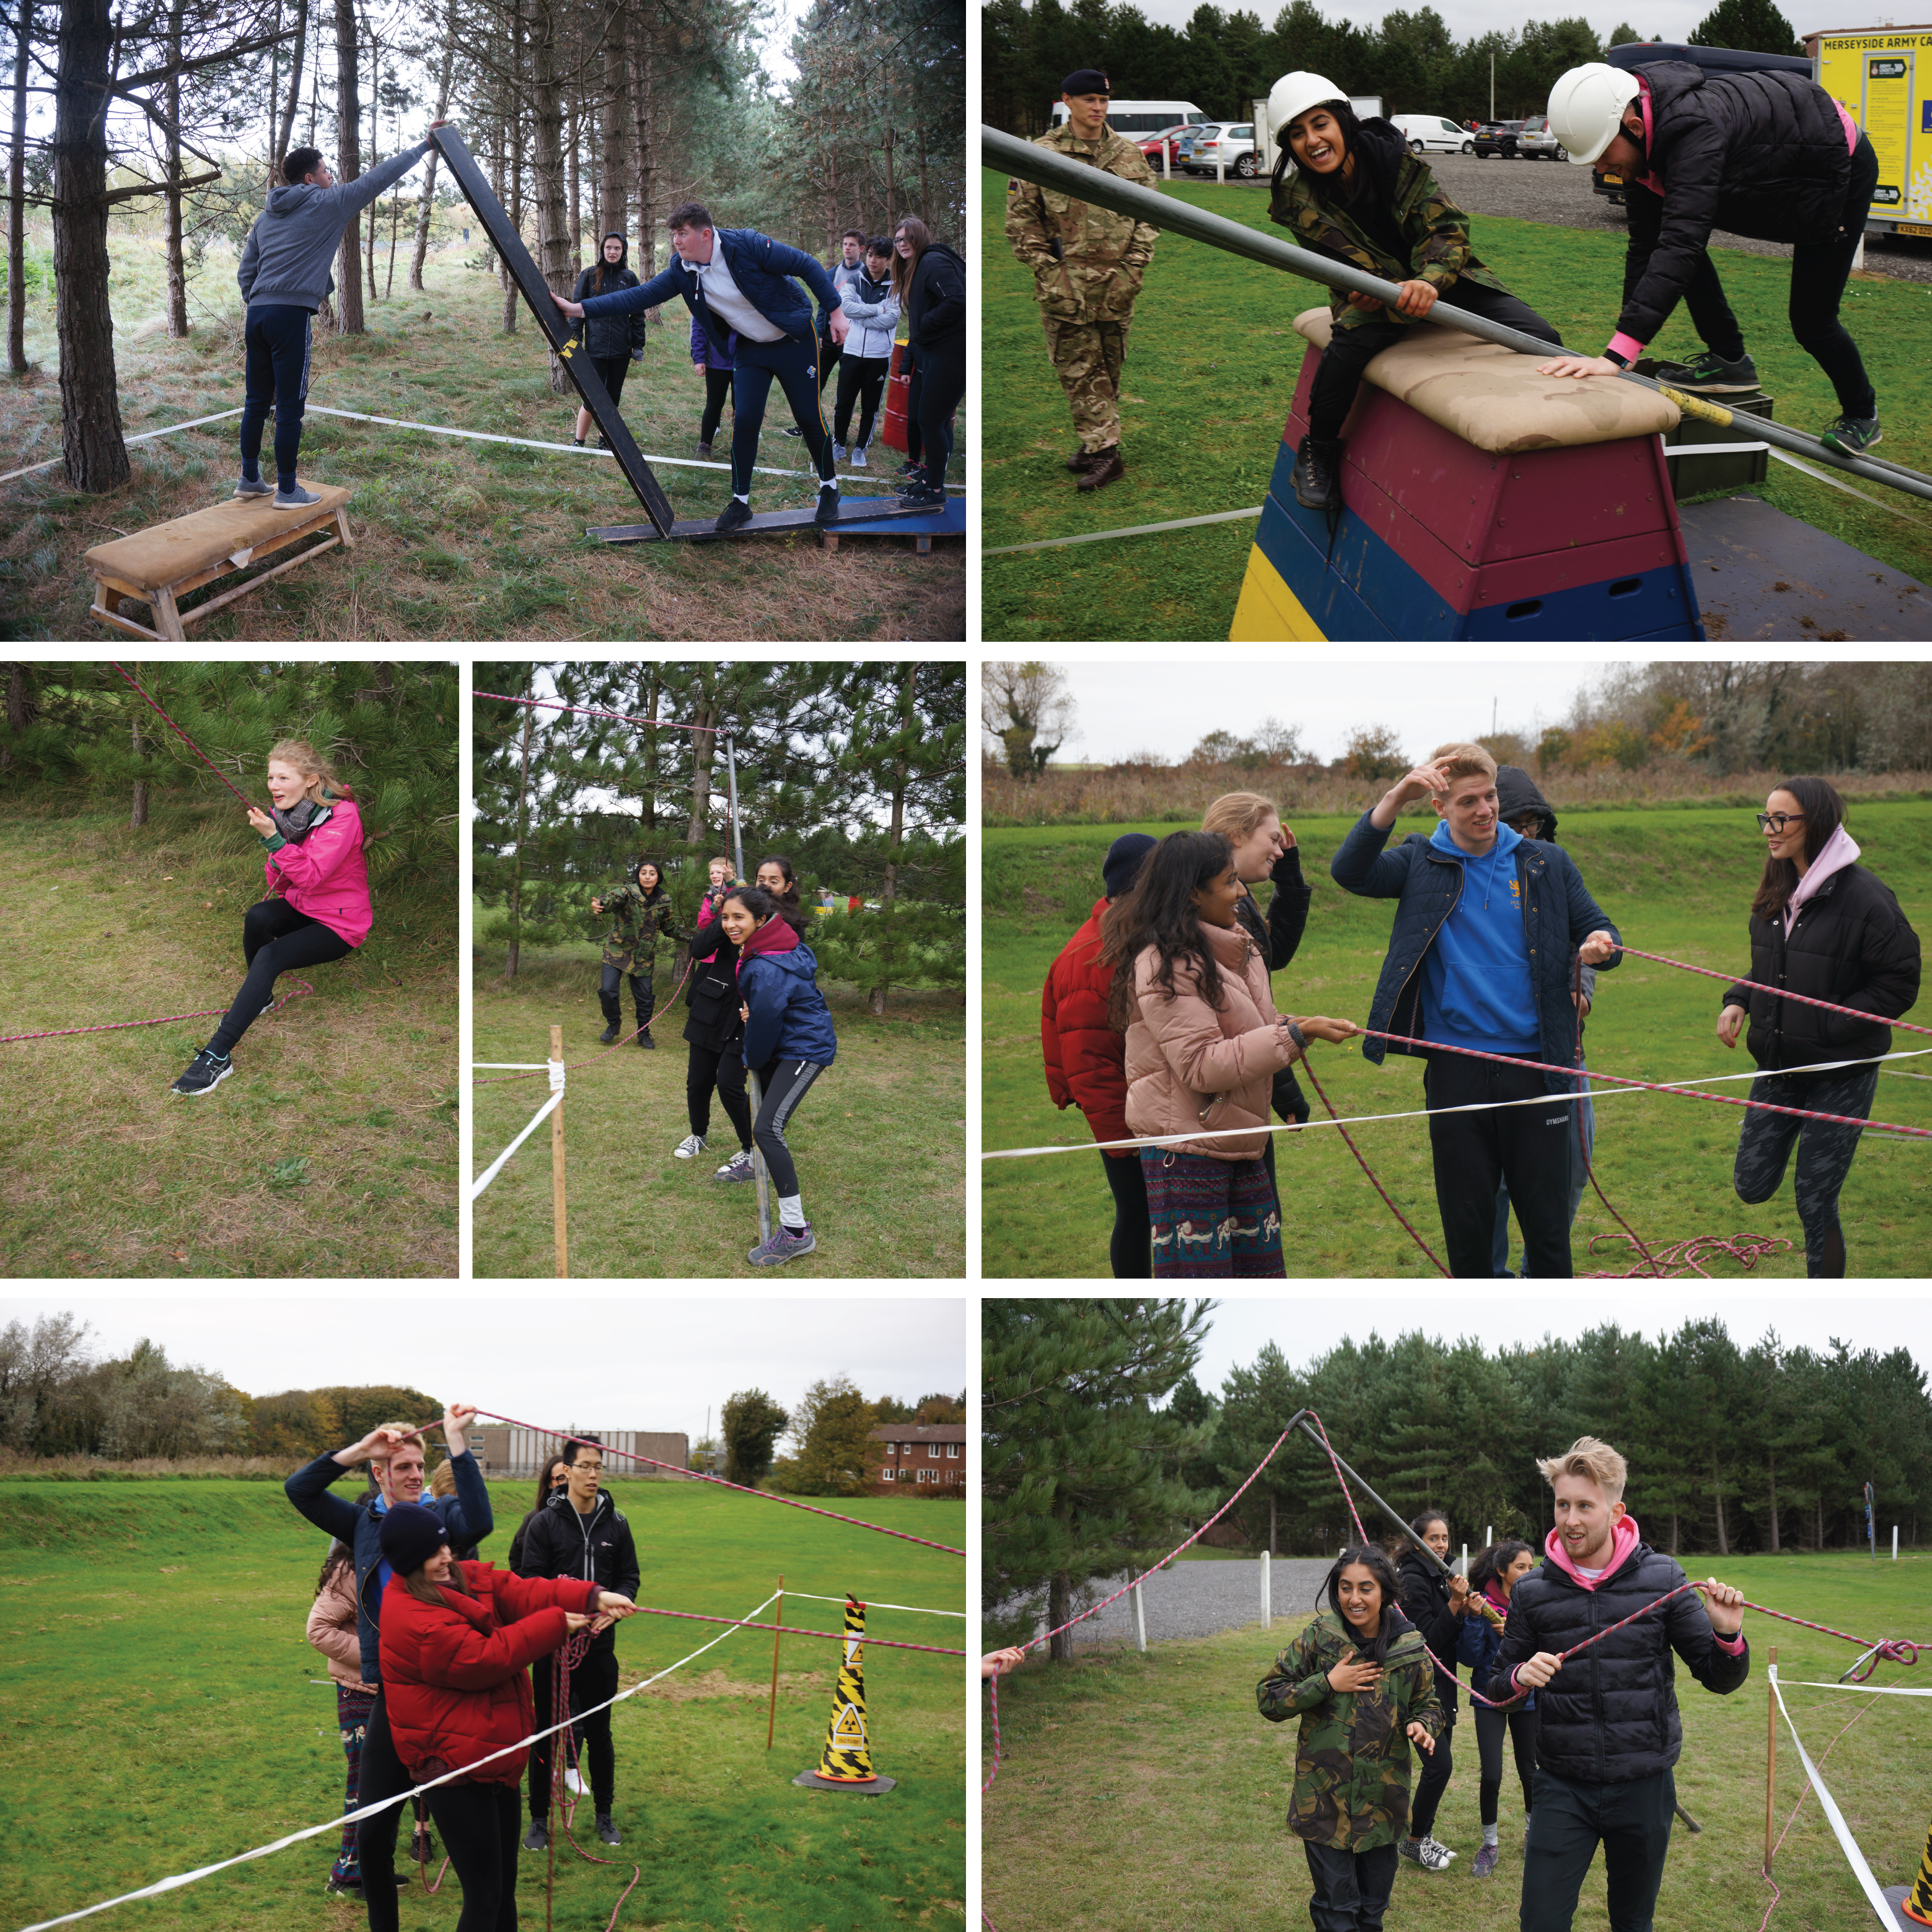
[[529, 1641, 617, 1816], [1424, 1054, 1577, 1278], [728, 331, 833, 498], [750, 1056, 823, 1197], [699, 366, 733, 446], [208, 897, 353, 1056], [240, 302, 313, 486], [833, 352, 889, 449], [1302, 1838, 1399, 1932], [909, 345, 965, 489], [1475, 1702, 1540, 1825], [1410, 1708, 1456, 1837]]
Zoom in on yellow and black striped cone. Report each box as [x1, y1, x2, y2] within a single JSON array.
[[792, 1597, 896, 1795], [1900, 1819, 1932, 1925]]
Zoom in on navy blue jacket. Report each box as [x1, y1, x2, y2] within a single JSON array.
[[285, 1447, 495, 1686], [739, 937, 838, 1070], [1457, 1593, 1534, 1711], [1329, 808, 1620, 1097], [579, 227, 841, 356]]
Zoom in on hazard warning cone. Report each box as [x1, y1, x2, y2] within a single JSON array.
[[793, 1597, 896, 1795], [1899, 1817, 1932, 1926]]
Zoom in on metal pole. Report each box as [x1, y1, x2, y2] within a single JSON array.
[[981, 125, 1932, 506], [1765, 1647, 1778, 1874], [766, 1575, 784, 1749], [1259, 1549, 1270, 1627], [1894, 1526, 1900, 1560], [722, 732, 771, 1246], [1289, 1416, 1452, 1573], [550, 1024, 568, 1279]]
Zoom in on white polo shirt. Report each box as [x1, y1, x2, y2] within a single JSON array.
[[688, 241, 786, 345]]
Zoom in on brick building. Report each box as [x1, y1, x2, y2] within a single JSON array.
[[870, 1422, 965, 1493]]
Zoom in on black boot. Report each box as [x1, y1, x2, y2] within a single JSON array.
[[1066, 446, 1097, 472], [1291, 435, 1344, 512], [598, 990, 622, 1045], [633, 975, 656, 1048]]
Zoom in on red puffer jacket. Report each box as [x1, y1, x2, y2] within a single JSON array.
[[379, 1562, 602, 1785], [1041, 897, 1133, 1157]]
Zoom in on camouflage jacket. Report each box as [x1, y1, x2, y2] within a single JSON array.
[[1256, 1609, 1445, 1850], [595, 884, 678, 973], [1267, 128, 1508, 335], [1006, 122, 1160, 325]]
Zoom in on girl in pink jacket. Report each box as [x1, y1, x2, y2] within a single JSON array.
[[172, 738, 372, 1096]]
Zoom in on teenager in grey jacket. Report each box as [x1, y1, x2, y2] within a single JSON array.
[[234, 122, 447, 507], [831, 237, 900, 465]]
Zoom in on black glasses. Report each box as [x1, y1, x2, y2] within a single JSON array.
[[571, 1462, 604, 1473], [1756, 812, 1804, 833]]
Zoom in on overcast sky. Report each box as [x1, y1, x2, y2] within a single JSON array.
[[990, 657, 1611, 766], [1090, 2, 1781, 47], [3, 1296, 965, 1451]]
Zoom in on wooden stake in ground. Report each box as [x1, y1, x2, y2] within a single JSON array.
[[1765, 1643, 1777, 1874], [550, 1022, 568, 1278], [767, 1576, 784, 1749]]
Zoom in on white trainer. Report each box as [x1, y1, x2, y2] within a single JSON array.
[[673, 1133, 708, 1159]]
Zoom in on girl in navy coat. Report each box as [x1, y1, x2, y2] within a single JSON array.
[[719, 884, 835, 1266]]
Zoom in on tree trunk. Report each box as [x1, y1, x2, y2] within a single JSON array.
[[600, 6, 627, 243], [504, 707, 534, 978], [526, 0, 571, 392], [1668, 1509, 1678, 1556], [50, 0, 129, 491], [8, 0, 32, 374], [362, 35, 379, 304], [685, 672, 719, 842], [332, 0, 364, 333], [1767, 1454, 1780, 1553], [628, 0, 654, 274], [867, 661, 913, 1019], [408, 3, 454, 290], [566, 93, 580, 273], [503, 0, 524, 335], [1269, 1493, 1277, 1557], [163, 0, 188, 335], [640, 666, 659, 829], [130, 665, 148, 827], [1048, 1569, 1071, 1664], [275, 0, 307, 169]]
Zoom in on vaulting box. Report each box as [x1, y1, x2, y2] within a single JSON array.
[[1231, 311, 1705, 642]]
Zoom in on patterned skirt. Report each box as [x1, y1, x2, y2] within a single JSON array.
[[1141, 1148, 1284, 1278]]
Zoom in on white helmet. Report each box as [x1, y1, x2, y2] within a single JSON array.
[[1268, 71, 1350, 143], [1548, 63, 1642, 166]]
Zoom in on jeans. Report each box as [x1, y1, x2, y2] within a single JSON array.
[[207, 898, 353, 1057], [1521, 1765, 1675, 1932], [1495, 1082, 1595, 1276], [1732, 1062, 1879, 1276], [240, 302, 313, 487], [1424, 1054, 1576, 1278], [1099, 1149, 1151, 1278]]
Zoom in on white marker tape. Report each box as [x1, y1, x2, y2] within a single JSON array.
[[1768, 1666, 1897, 1928]]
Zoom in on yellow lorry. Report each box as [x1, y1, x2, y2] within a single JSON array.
[[1809, 24, 1932, 234]]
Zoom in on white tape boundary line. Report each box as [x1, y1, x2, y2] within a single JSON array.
[[980, 1047, 1932, 1159], [0, 408, 246, 486], [1786, 1679, 1932, 1695], [1768, 1666, 1899, 1928], [472, 1062, 551, 1069], [1768, 444, 1932, 527], [985, 503, 1262, 557], [15, 1588, 779, 1932], [783, 1591, 967, 1617], [471, 1083, 562, 1199]]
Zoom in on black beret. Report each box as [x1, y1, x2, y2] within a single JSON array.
[[1061, 70, 1110, 96]]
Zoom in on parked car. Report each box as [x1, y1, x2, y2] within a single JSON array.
[[1181, 123, 1258, 178], [1517, 113, 1568, 160], [1390, 113, 1477, 154], [1473, 119, 1527, 157], [1136, 122, 1193, 170]]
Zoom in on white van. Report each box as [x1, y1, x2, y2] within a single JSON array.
[[1049, 99, 1208, 138], [1390, 113, 1475, 155]]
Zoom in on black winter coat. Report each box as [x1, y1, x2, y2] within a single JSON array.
[[1488, 1535, 1749, 1783], [1395, 1546, 1464, 1715], [1619, 61, 1855, 346], [683, 928, 745, 1053], [1721, 861, 1920, 1074], [514, 1489, 641, 1659], [905, 243, 966, 356], [571, 261, 649, 360], [1234, 845, 1313, 1123]]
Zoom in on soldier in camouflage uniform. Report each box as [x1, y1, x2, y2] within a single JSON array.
[[1004, 70, 1159, 494], [591, 859, 680, 1049], [1257, 1544, 1444, 1931], [1263, 71, 1563, 512]]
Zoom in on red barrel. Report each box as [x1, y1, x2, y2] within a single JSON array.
[[882, 342, 911, 454]]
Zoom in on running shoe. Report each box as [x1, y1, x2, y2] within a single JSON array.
[[697, 441, 714, 458], [234, 475, 273, 498], [851, 445, 868, 468], [564, 1767, 586, 1796], [636, 1027, 655, 1049], [832, 442, 847, 463], [674, 1133, 708, 1159], [1473, 1842, 1501, 1879], [781, 426, 803, 437], [170, 1047, 233, 1096], [1397, 1835, 1455, 1871], [714, 498, 753, 535], [714, 1149, 756, 1183], [1649, 348, 1759, 392], [325, 1875, 364, 1898], [1822, 413, 1882, 456], [522, 1820, 548, 1852], [749, 1224, 816, 1266], [273, 483, 323, 509], [595, 1814, 621, 1846]]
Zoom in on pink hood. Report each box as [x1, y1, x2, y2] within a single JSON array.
[[264, 797, 371, 947], [1542, 1512, 1641, 1590], [1785, 822, 1861, 936]]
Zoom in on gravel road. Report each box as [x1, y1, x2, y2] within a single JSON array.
[[1200, 149, 1932, 286], [1043, 1555, 1341, 1649]]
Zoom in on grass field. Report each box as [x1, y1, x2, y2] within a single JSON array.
[[1, 230, 963, 643], [980, 1552, 1932, 1932], [980, 167, 1932, 641], [980, 802, 1932, 1278], [0, 1475, 966, 1931], [0, 796, 457, 1278], [473, 938, 966, 1279]]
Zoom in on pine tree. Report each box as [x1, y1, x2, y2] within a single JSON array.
[[1687, 0, 1801, 56]]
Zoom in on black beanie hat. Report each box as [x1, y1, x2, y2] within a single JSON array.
[[1104, 833, 1157, 900], [1061, 69, 1110, 96], [379, 1502, 449, 1578]]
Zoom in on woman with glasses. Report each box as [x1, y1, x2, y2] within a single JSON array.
[[1718, 777, 1920, 1276]]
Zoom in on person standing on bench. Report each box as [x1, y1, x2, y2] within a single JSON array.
[[553, 203, 850, 535], [234, 121, 449, 509]]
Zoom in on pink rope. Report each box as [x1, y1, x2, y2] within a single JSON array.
[[1583, 1231, 1793, 1277], [1296, 1055, 1449, 1276], [109, 661, 257, 807], [1, 979, 315, 1045], [472, 957, 697, 1086], [472, 1412, 964, 1557], [545, 1634, 643, 1932], [620, 1600, 965, 1658], [472, 691, 723, 735], [1617, 944, 1932, 1038]]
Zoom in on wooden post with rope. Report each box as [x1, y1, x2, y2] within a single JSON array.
[[766, 1575, 784, 1748], [1765, 1643, 1777, 1874], [550, 1024, 568, 1278]]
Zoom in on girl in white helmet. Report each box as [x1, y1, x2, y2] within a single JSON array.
[[1537, 58, 1881, 457], [1265, 72, 1562, 512]]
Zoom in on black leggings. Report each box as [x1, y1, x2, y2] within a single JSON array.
[[589, 353, 630, 411], [1410, 1708, 1455, 1838], [1099, 1149, 1151, 1278], [353, 1694, 424, 1932], [687, 1038, 752, 1149], [1474, 1702, 1539, 1825], [700, 365, 732, 446], [423, 1779, 521, 1932], [208, 897, 352, 1056], [833, 353, 889, 447], [729, 331, 833, 497], [1732, 1061, 1879, 1277], [908, 346, 965, 489], [750, 1055, 823, 1198], [240, 302, 312, 486], [1307, 283, 1562, 441], [529, 1643, 617, 1816]]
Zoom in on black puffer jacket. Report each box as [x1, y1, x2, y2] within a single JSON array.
[[571, 244, 649, 360], [1618, 61, 1855, 346], [1721, 861, 1920, 1074], [1488, 1532, 1749, 1783], [905, 242, 966, 356], [1395, 1545, 1464, 1715]]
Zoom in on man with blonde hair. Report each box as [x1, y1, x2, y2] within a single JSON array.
[[1330, 743, 1620, 1276], [1486, 1436, 1747, 1930]]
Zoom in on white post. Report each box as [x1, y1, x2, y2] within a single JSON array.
[[1130, 1578, 1148, 1652], [1461, 1542, 1469, 1578], [1216, 154, 1225, 185], [1260, 1550, 1271, 1627], [1162, 143, 1170, 180], [1854, 232, 1866, 272], [1486, 1524, 1493, 1549], [1894, 1526, 1900, 1560]]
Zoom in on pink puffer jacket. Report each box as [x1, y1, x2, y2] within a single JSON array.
[[307, 1562, 375, 1690], [1123, 918, 1302, 1162], [264, 797, 371, 946]]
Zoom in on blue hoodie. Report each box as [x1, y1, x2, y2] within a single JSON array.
[[1419, 819, 1541, 1057], [739, 937, 838, 1070]]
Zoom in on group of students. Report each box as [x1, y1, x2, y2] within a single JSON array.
[[1040, 748, 1920, 1279], [591, 851, 838, 1267], [289, 1412, 639, 1930]]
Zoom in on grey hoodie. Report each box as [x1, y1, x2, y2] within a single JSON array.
[[238, 141, 433, 311]]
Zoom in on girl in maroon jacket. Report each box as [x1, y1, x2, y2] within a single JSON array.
[[375, 1503, 634, 1932], [172, 738, 373, 1097]]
